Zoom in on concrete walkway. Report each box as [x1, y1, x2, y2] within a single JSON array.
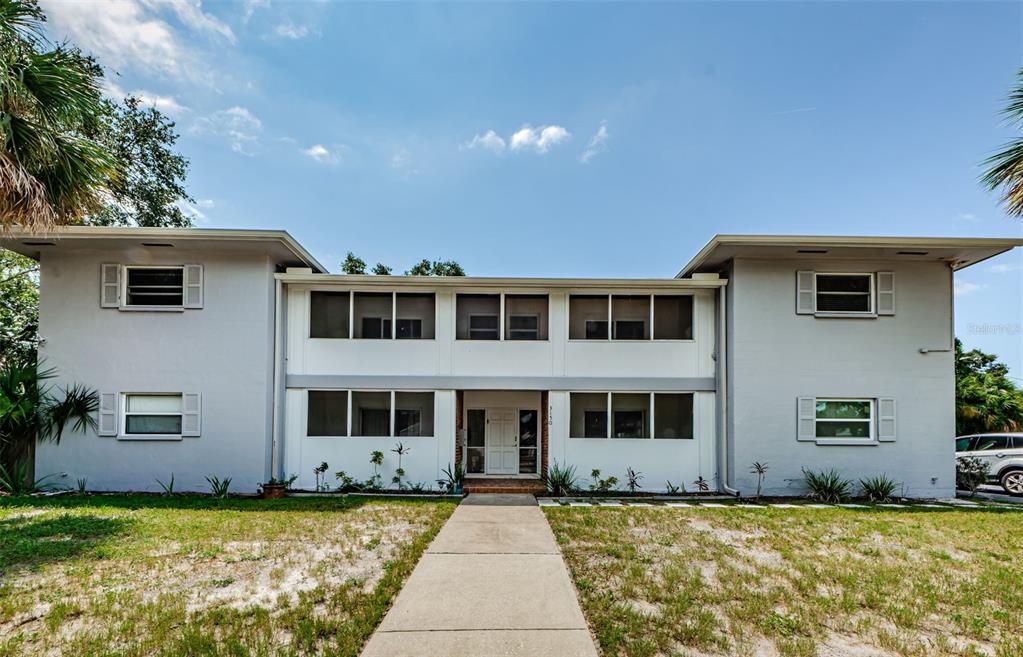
[[360, 494, 599, 657]]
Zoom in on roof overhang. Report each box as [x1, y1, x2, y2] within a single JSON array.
[[0, 226, 328, 273], [677, 234, 1023, 277], [276, 272, 727, 290]]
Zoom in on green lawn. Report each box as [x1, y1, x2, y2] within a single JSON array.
[[0, 495, 456, 657], [544, 506, 1023, 657]]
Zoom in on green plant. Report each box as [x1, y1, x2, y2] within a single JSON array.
[[206, 475, 232, 499], [335, 470, 360, 492], [859, 474, 898, 502], [155, 473, 175, 496], [76, 477, 87, 494], [313, 461, 329, 491], [750, 461, 769, 501], [545, 461, 578, 496], [368, 450, 385, 489], [408, 481, 429, 493], [391, 442, 410, 490], [802, 468, 853, 503], [265, 474, 298, 488], [956, 457, 990, 497], [664, 481, 683, 495], [437, 462, 465, 493], [588, 469, 619, 493], [626, 467, 644, 493], [0, 460, 55, 495], [692, 475, 711, 493]]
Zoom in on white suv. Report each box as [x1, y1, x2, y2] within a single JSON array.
[[956, 433, 1023, 495]]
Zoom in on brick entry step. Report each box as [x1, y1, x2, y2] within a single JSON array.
[[463, 478, 547, 495]]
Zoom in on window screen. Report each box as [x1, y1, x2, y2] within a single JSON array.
[[569, 296, 609, 340], [612, 296, 650, 340], [466, 409, 486, 473], [654, 393, 693, 439], [816, 275, 872, 313], [352, 391, 390, 436], [653, 296, 693, 340], [570, 393, 608, 437], [310, 291, 350, 338], [457, 295, 500, 340], [396, 293, 435, 339], [395, 392, 434, 436], [125, 268, 183, 307], [612, 393, 649, 437], [307, 390, 348, 436], [505, 295, 548, 340], [353, 293, 393, 339]]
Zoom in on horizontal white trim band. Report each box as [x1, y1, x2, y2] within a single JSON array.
[[286, 375, 717, 392]]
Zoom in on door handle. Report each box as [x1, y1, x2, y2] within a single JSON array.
[[995, 453, 1006, 458]]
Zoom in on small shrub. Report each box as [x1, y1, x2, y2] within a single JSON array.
[[335, 470, 360, 492], [206, 475, 232, 499], [956, 457, 990, 496], [437, 462, 465, 493], [859, 474, 898, 502], [155, 473, 175, 496], [588, 469, 618, 493], [692, 475, 711, 492], [313, 462, 329, 491], [76, 477, 88, 494], [368, 450, 385, 489], [391, 443, 410, 490], [626, 467, 644, 493], [749, 461, 769, 500], [802, 467, 853, 503], [0, 462, 55, 496], [664, 481, 684, 494], [545, 461, 578, 496]]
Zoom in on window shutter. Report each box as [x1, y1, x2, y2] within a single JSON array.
[[181, 393, 201, 437], [797, 397, 816, 441], [877, 398, 896, 441], [876, 272, 895, 315], [101, 264, 120, 308], [98, 393, 118, 436], [796, 271, 815, 315], [183, 265, 203, 309]]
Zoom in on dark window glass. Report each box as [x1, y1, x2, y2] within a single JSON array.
[[360, 316, 392, 339], [307, 391, 347, 436], [125, 415, 182, 434], [395, 392, 434, 436], [585, 320, 609, 340], [507, 315, 540, 340], [955, 437, 974, 452], [466, 409, 486, 473], [571, 393, 607, 437], [613, 411, 644, 438], [396, 318, 422, 339], [519, 410, 538, 474], [975, 436, 1011, 451], [654, 296, 694, 340], [126, 268, 183, 306], [654, 393, 694, 439], [613, 320, 646, 340], [310, 291, 350, 338], [816, 275, 872, 313], [468, 314, 499, 340], [584, 411, 607, 438]]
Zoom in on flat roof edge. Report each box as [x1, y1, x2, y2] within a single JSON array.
[[275, 272, 728, 288]]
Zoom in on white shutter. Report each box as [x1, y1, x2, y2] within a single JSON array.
[[796, 271, 815, 315], [877, 272, 895, 315], [181, 393, 201, 437], [101, 264, 120, 308], [877, 398, 896, 441], [797, 397, 816, 441], [183, 265, 203, 309], [98, 393, 118, 436]]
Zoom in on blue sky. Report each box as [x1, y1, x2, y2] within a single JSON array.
[[42, 1, 1023, 375]]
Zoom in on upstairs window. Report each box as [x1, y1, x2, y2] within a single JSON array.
[[396, 293, 436, 339], [125, 267, 184, 307], [569, 296, 609, 340], [815, 274, 873, 314], [612, 296, 650, 340], [570, 294, 694, 341], [456, 295, 500, 340], [310, 292, 350, 338], [354, 292, 393, 339], [505, 295, 549, 340]]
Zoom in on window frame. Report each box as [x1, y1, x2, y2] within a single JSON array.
[[121, 392, 184, 440], [813, 398, 875, 442], [569, 391, 695, 440], [813, 273, 875, 317], [310, 290, 436, 340], [122, 265, 186, 312], [568, 293, 696, 342], [307, 389, 435, 438], [456, 293, 550, 341], [467, 312, 501, 340], [507, 313, 540, 340]]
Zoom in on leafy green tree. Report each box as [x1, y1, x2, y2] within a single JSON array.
[[405, 259, 466, 276], [955, 338, 1023, 434], [88, 96, 192, 227], [0, 250, 38, 367], [372, 263, 392, 275], [982, 67, 1023, 217], [0, 0, 117, 230], [340, 251, 368, 274]]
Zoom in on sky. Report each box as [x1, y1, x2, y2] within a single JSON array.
[[39, 0, 1023, 376]]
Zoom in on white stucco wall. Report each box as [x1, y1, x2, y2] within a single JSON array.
[[727, 257, 956, 498], [34, 249, 277, 493]]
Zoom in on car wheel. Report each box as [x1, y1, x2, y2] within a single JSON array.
[[1001, 469, 1023, 496]]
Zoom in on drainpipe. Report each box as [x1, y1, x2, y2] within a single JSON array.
[[717, 283, 739, 496], [270, 276, 285, 479]]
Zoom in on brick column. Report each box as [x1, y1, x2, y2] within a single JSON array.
[[540, 390, 549, 480], [454, 390, 464, 472]]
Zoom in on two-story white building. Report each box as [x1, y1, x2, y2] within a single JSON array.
[[4, 227, 1019, 498]]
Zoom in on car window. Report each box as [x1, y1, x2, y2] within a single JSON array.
[[1013, 437, 1023, 449], [974, 436, 1010, 451], [955, 437, 975, 452]]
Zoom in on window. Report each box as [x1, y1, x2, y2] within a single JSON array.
[[955, 436, 975, 452], [505, 295, 549, 340], [815, 399, 873, 439], [396, 293, 435, 339], [352, 391, 390, 436], [654, 296, 694, 340], [815, 274, 873, 314], [124, 394, 182, 435], [569, 296, 608, 340], [456, 295, 500, 339], [125, 267, 183, 307], [570, 393, 608, 438], [310, 292, 350, 338], [307, 390, 348, 436], [612, 393, 649, 438], [353, 293, 393, 339], [519, 410, 538, 473], [466, 409, 486, 473], [612, 296, 650, 340], [975, 435, 1011, 451], [395, 392, 434, 436], [654, 393, 694, 439]]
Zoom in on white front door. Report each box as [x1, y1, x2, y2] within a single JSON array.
[[486, 408, 518, 475]]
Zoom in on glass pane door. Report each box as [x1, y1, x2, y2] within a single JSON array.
[[466, 409, 485, 474], [518, 409, 538, 474]]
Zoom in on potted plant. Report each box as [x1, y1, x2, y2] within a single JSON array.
[[260, 474, 297, 499]]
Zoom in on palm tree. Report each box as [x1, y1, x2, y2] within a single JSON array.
[[0, 0, 117, 230], [982, 68, 1023, 217], [0, 361, 97, 486]]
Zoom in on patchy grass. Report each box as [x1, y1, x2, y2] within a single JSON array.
[[545, 506, 1023, 657], [0, 495, 455, 657]]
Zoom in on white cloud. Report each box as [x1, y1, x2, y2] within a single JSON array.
[[988, 263, 1022, 274], [192, 106, 262, 155], [242, 0, 270, 23], [302, 144, 342, 164], [955, 212, 980, 223], [391, 149, 418, 175], [40, 0, 231, 83], [954, 281, 985, 297], [579, 120, 609, 163], [275, 22, 310, 39], [463, 130, 507, 154], [176, 198, 213, 224], [133, 90, 189, 115], [510, 124, 571, 153]]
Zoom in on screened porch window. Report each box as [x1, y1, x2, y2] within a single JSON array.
[[396, 293, 435, 339], [571, 392, 694, 439], [611, 393, 649, 438], [352, 392, 390, 436], [353, 293, 392, 339], [456, 295, 500, 340], [505, 295, 549, 340], [395, 392, 434, 436], [310, 291, 350, 338], [570, 294, 694, 340], [569, 393, 608, 438], [307, 390, 348, 436]]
